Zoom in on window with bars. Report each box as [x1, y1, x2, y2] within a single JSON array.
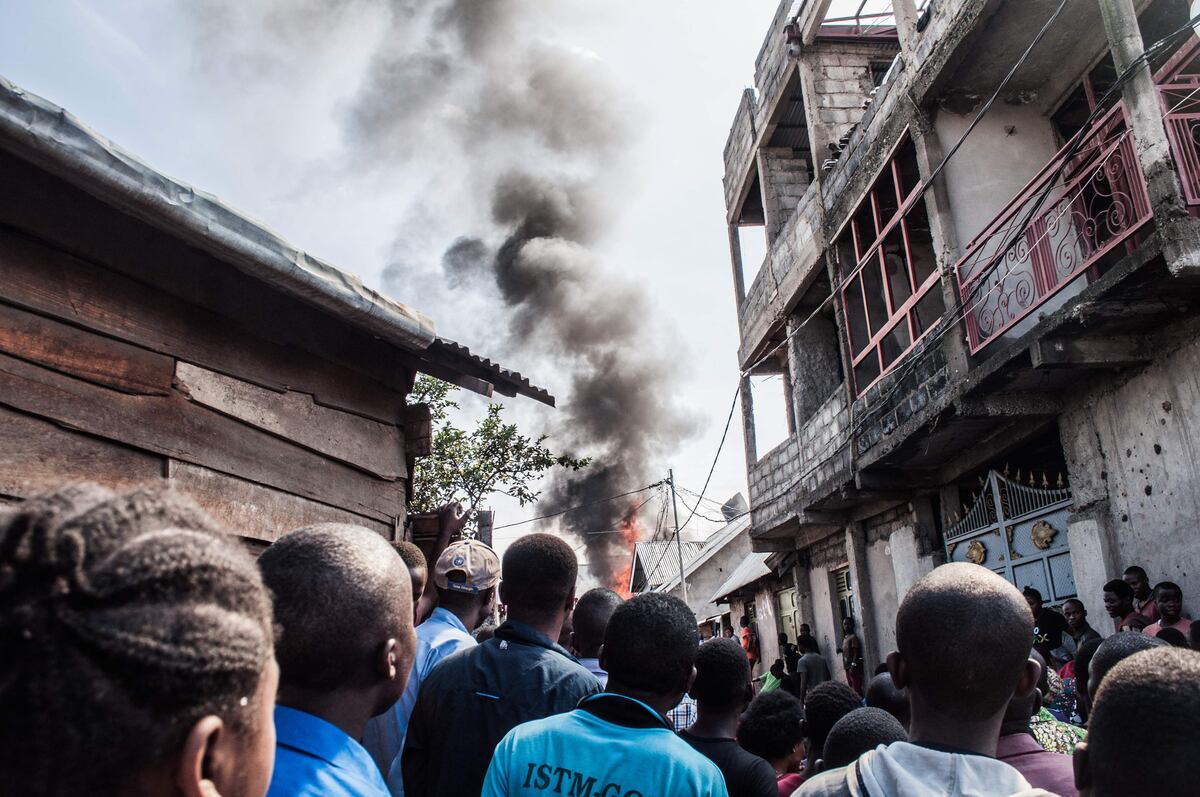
[[834, 135, 944, 396]]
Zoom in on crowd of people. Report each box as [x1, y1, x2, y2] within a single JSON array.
[[3, 483, 1199, 797]]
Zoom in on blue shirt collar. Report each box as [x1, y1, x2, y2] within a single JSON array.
[[273, 705, 379, 778], [426, 606, 470, 636]]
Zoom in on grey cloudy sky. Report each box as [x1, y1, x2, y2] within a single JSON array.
[[0, 1, 870, 552]]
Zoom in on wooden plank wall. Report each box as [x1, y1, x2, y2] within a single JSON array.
[[0, 227, 408, 542]]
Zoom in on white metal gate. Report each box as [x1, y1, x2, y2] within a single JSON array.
[[944, 470, 1076, 602]]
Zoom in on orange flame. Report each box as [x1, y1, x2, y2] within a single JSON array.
[[610, 502, 648, 599]]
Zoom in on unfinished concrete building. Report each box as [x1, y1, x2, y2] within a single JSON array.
[[724, 0, 1200, 677]]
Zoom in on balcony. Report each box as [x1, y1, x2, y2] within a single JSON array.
[[954, 37, 1200, 354]]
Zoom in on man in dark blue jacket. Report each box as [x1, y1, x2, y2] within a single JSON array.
[[401, 533, 601, 796]]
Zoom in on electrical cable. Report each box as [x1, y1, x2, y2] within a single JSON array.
[[491, 482, 663, 530], [674, 10, 1200, 541]]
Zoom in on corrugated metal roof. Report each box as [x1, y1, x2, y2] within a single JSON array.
[[655, 513, 751, 594], [631, 540, 706, 592], [0, 75, 553, 406], [709, 552, 773, 604]]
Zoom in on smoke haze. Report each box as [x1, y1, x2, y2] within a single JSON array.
[[184, 0, 696, 586]]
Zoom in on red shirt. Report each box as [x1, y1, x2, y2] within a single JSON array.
[[1134, 596, 1161, 623], [777, 772, 805, 797], [741, 627, 759, 665], [1146, 616, 1192, 637], [996, 732, 1077, 796]]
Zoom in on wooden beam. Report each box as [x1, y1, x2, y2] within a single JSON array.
[[0, 351, 401, 522], [0, 405, 163, 499], [0, 301, 175, 395], [176, 362, 405, 479], [1029, 336, 1150, 369], [0, 229, 405, 423], [168, 462, 391, 541]]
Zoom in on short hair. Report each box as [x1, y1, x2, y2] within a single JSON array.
[[500, 533, 577, 615], [392, 540, 427, 572], [822, 707, 908, 769], [260, 523, 410, 691], [1063, 598, 1085, 612], [737, 690, 805, 761], [865, 672, 909, 728], [1154, 580, 1182, 599], [1104, 579, 1134, 600], [896, 563, 1032, 720], [799, 635, 819, 653], [0, 484, 273, 797], [1087, 648, 1200, 795], [740, 615, 750, 627], [573, 587, 623, 654], [1190, 620, 1200, 650], [803, 681, 863, 755], [602, 593, 697, 693], [1123, 565, 1148, 581], [1156, 628, 1190, 648], [1074, 637, 1103, 708], [1089, 633, 1168, 699], [691, 638, 750, 709], [1023, 586, 1043, 602]]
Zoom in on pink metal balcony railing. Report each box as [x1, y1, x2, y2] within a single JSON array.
[[954, 104, 1153, 353], [1158, 36, 1200, 208]]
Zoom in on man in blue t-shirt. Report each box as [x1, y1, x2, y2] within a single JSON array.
[[482, 593, 729, 797]]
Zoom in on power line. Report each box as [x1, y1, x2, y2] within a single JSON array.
[[491, 482, 663, 531]]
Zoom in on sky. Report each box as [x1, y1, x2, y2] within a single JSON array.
[[0, 1, 872, 562]]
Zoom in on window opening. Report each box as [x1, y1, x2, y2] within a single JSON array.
[[835, 134, 943, 396]]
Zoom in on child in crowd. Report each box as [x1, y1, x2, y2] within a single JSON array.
[[0, 484, 278, 797]]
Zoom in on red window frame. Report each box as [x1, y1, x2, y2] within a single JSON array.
[[835, 134, 944, 397]]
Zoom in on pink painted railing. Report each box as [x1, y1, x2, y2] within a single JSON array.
[[954, 104, 1153, 353], [1158, 36, 1200, 208]]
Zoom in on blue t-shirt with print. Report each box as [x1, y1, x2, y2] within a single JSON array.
[[482, 694, 728, 797]]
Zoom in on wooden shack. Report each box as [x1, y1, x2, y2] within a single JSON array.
[[0, 76, 552, 543]]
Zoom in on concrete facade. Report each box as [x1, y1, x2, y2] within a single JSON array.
[[721, 0, 1200, 673]]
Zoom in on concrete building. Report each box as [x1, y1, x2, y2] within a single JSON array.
[[723, 0, 1200, 681]]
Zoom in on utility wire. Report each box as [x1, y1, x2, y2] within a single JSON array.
[[669, 5, 1195, 535], [491, 482, 663, 530]]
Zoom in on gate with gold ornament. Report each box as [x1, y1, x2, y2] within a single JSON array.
[[943, 470, 1075, 602]]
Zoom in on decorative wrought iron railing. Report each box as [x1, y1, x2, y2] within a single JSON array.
[[954, 104, 1153, 353], [1158, 36, 1200, 208]]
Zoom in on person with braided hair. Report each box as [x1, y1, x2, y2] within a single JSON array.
[[0, 483, 279, 797], [259, 523, 417, 797]]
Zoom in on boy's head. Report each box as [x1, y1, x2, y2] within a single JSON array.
[[691, 637, 752, 712], [571, 587, 623, 659], [1154, 581, 1183, 624], [740, 614, 750, 628], [392, 540, 428, 601], [737, 690, 805, 768], [1022, 586, 1043, 614], [1063, 598, 1088, 630], [865, 672, 910, 730], [1103, 579, 1135, 619], [890, 563, 1037, 727], [601, 593, 699, 709], [842, 616, 855, 634], [1075, 647, 1200, 796], [779, 631, 790, 645], [1156, 627, 1189, 648], [0, 484, 276, 797], [770, 658, 786, 676], [799, 635, 819, 654], [1073, 637, 1103, 719], [1002, 649, 1045, 728], [803, 681, 863, 758], [821, 707, 908, 770], [259, 523, 415, 717], [499, 533, 577, 629], [1088, 632, 1168, 702], [433, 539, 500, 631], [800, 623, 812, 636], [1122, 566, 1151, 599]]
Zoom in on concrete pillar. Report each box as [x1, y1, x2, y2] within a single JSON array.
[[758, 147, 811, 245], [910, 109, 971, 377], [1067, 507, 1121, 636], [891, 0, 921, 54], [727, 224, 747, 309], [809, 565, 841, 674], [889, 525, 934, 603], [845, 523, 877, 675], [1098, 0, 1200, 275], [785, 310, 842, 426], [781, 355, 798, 436], [739, 374, 758, 467]]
